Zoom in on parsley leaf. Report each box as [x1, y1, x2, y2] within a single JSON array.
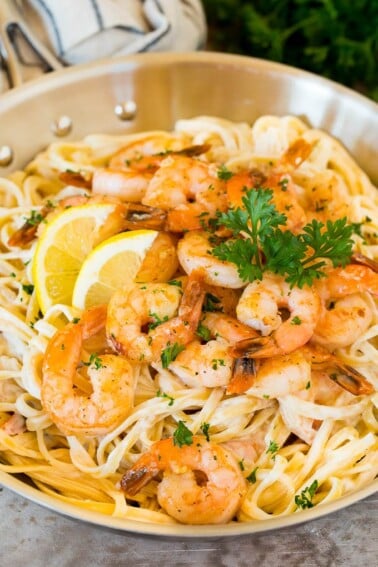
[[173, 421, 193, 447], [295, 480, 319, 509], [160, 342, 185, 368], [148, 312, 169, 331], [156, 389, 175, 406], [200, 422, 211, 441]]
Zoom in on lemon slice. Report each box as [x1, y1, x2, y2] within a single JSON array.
[[32, 203, 126, 313], [72, 229, 179, 310]]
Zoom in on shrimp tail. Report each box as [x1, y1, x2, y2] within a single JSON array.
[[122, 203, 167, 231], [351, 253, 378, 273], [179, 270, 206, 323], [8, 203, 54, 248], [120, 463, 157, 496], [229, 336, 281, 359], [325, 362, 374, 396], [227, 358, 256, 394]]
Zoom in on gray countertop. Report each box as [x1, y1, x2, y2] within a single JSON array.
[[0, 486, 376, 567]]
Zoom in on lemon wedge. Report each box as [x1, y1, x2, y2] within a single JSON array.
[[72, 229, 158, 309], [32, 203, 126, 313]]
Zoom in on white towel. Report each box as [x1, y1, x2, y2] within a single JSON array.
[[0, 0, 207, 91]]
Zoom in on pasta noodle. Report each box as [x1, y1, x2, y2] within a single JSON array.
[[0, 115, 377, 525]]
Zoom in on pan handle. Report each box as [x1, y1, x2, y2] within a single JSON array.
[[0, 0, 63, 88]]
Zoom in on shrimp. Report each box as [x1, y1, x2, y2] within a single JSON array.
[[169, 338, 234, 388], [107, 271, 206, 363], [232, 272, 321, 358], [169, 312, 259, 391], [234, 345, 373, 398], [41, 305, 135, 436], [92, 168, 153, 202], [178, 231, 246, 288], [142, 155, 228, 231], [312, 264, 378, 349], [120, 436, 247, 524], [107, 133, 191, 169]]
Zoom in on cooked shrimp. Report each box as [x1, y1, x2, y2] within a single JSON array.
[[233, 272, 321, 357], [169, 338, 234, 388], [142, 155, 228, 231], [178, 231, 246, 288], [108, 133, 189, 169], [316, 264, 378, 298], [312, 264, 378, 349], [169, 312, 259, 391], [92, 168, 153, 202], [120, 436, 247, 524], [107, 271, 205, 363], [312, 293, 373, 350], [41, 305, 136, 436], [236, 345, 373, 398], [1, 413, 26, 435]]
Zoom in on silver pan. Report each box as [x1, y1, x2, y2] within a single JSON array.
[[0, 51, 377, 537]]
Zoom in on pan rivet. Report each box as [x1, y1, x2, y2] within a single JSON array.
[[0, 146, 13, 167], [51, 116, 73, 137], [114, 101, 137, 121]]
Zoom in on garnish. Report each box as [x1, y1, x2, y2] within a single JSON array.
[[200, 422, 211, 441], [203, 292, 223, 312], [266, 440, 279, 457], [217, 164, 234, 180], [246, 466, 258, 483], [160, 342, 185, 368], [23, 210, 45, 226], [156, 390, 175, 406], [173, 420, 193, 447], [291, 316, 302, 325], [22, 284, 34, 295], [196, 322, 212, 341], [295, 480, 319, 509], [213, 187, 354, 287], [83, 353, 104, 370], [148, 312, 169, 331], [211, 358, 226, 370]]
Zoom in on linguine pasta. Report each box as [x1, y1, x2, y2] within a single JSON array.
[[0, 115, 377, 525]]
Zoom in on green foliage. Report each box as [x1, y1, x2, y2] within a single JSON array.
[[203, 0, 378, 100]]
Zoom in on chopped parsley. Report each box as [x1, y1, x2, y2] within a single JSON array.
[[148, 312, 169, 331], [295, 480, 319, 509], [160, 342, 185, 368], [21, 284, 34, 295], [196, 322, 212, 341], [173, 420, 193, 447], [291, 316, 302, 325], [156, 390, 175, 406], [212, 188, 354, 288], [200, 422, 211, 441], [168, 279, 183, 288], [266, 440, 279, 457], [23, 210, 45, 226], [83, 353, 104, 370], [211, 358, 226, 370], [246, 466, 258, 484], [203, 292, 222, 312], [217, 164, 234, 180]]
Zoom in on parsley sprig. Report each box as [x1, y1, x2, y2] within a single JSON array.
[[213, 188, 354, 287]]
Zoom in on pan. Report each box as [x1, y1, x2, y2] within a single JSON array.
[[0, 51, 377, 537]]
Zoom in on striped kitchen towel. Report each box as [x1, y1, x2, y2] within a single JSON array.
[[0, 0, 207, 90]]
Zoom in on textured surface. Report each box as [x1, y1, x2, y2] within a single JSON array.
[[0, 486, 376, 567]]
